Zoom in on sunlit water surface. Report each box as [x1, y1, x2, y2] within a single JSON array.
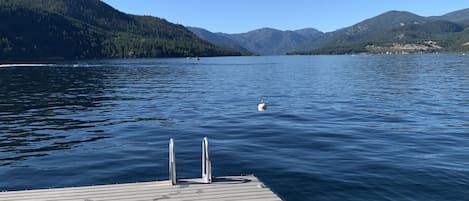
[[1, 55, 468, 201]]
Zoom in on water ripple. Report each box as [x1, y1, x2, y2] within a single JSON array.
[[1, 55, 469, 200]]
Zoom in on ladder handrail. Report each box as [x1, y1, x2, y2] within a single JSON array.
[[169, 138, 176, 185], [168, 137, 212, 185], [202, 137, 212, 183]]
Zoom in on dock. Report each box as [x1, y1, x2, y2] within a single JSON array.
[[0, 138, 282, 200], [0, 175, 281, 201]]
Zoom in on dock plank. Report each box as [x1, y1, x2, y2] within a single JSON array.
[[0, 175, 282, 201]]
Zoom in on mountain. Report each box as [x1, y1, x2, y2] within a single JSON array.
[[188, 27, 323, 55], [225, 28, 323, 55], [361, 20, 467, 54], [294, 9, 469, 54], [0, 0, 242, 61], [294, 28, 324, 39], [300, 11, 430, 51], [186, 27, 251, 54], [432, 8, 469, 22], [226, 28, 310, 55]]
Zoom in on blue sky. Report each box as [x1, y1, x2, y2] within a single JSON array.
[[102, 0, 469, 33]]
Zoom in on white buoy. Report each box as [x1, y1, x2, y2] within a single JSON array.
[[258, 100, 267, 111]]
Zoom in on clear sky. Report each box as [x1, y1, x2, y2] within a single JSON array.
[[102, 0, 469, 33]]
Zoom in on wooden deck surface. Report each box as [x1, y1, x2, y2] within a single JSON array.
[[0, 175, 282, 201]]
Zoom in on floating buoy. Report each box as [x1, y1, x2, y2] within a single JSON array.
[[258, 101, 267, 111]]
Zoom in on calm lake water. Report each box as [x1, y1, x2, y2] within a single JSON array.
[[1, 55, 468, 201]]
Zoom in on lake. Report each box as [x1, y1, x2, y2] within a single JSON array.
[[1, 55, 468, 201]]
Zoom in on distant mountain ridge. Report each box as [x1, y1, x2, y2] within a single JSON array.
[[189, 7, 469, 55], [188, 27, 323, 55], [299, 11, 431, 51], [293, 8, 469, 54], [2, 0, 469, 60], [0, 0, 242, 61], [431, 8, 469, 22], [294, 28, 324, 38], [187, 27, 251, 53]]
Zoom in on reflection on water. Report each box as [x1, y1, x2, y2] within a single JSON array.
[[0, 55, 469, 201], [0, 63, 185, 165], [0, 66, 109, 165]]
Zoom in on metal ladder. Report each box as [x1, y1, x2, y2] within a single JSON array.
[[169, 137, 212, 185]]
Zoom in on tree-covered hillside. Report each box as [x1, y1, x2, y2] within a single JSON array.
[[224, 28, 323, 55], [187, 27, 252, 54], [292, 9, 469, 55], [0, 0, 242, 61], [189, 27, 324, 55]]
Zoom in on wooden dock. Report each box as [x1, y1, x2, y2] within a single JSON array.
[[0, 175, 282, 201]]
